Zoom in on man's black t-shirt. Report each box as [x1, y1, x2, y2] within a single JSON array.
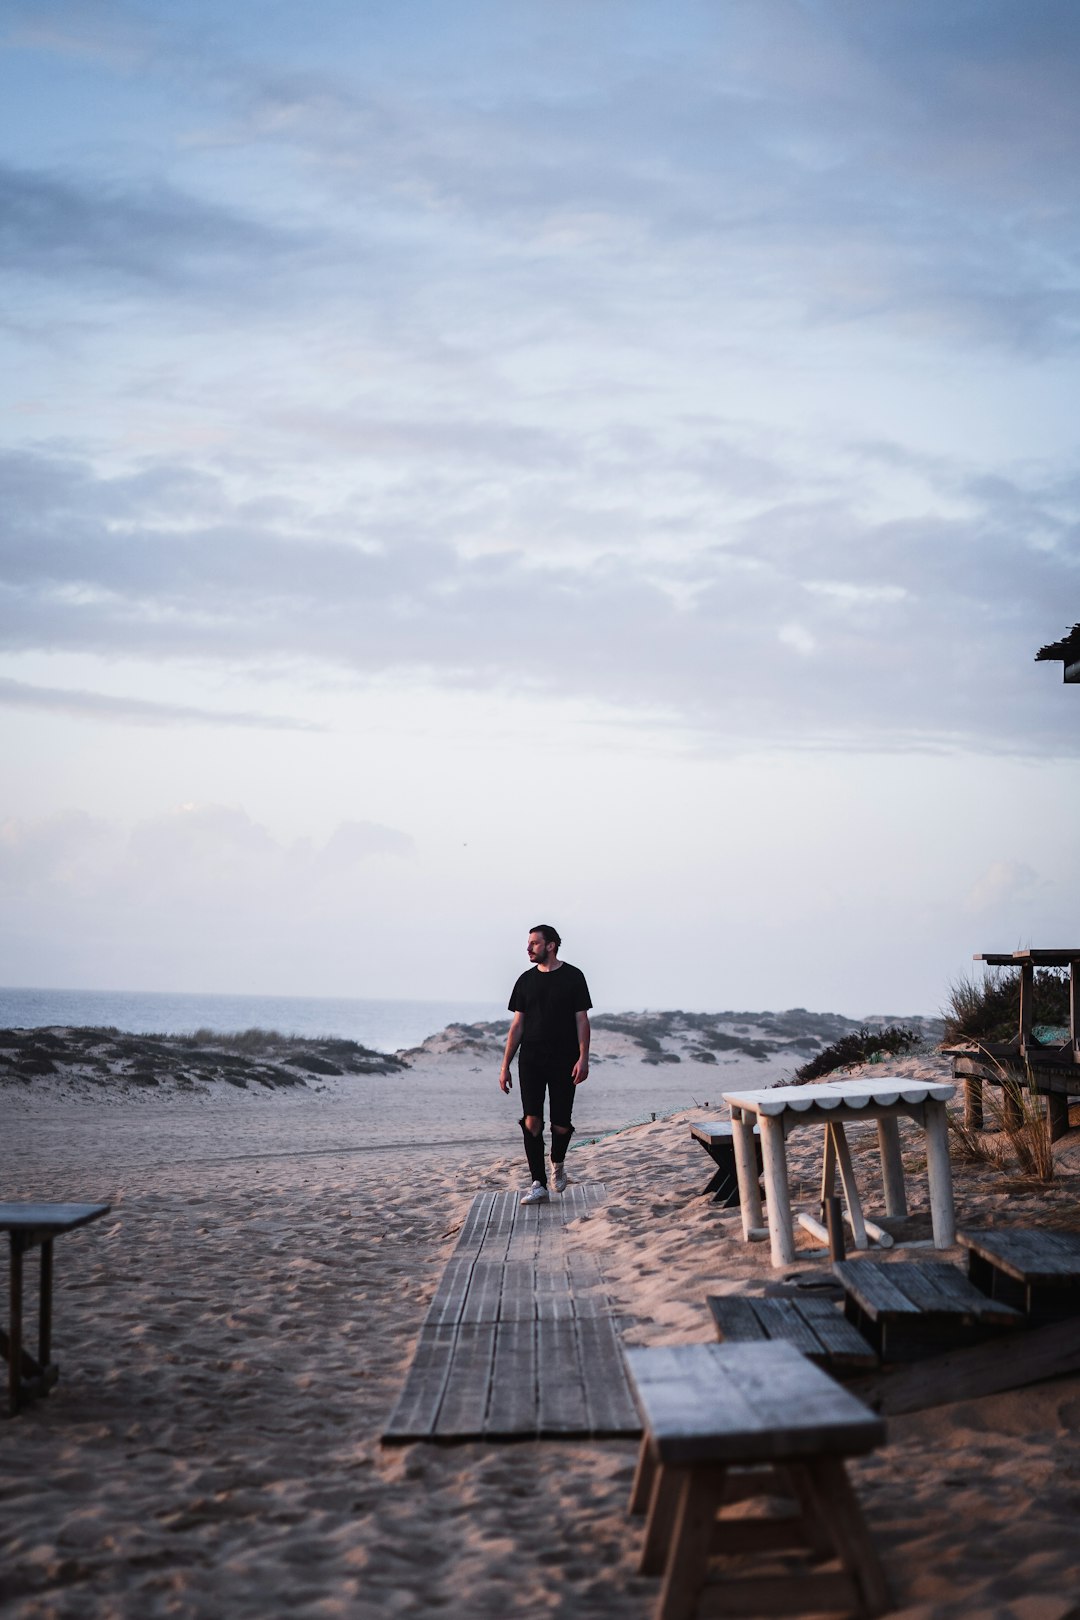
[[509, 963, 592, 1059]]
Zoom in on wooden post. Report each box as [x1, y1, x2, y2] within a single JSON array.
[[1019, 960, 1034, 1049], [876, 1116, 908, 1217], [1001, 1076, 1024, 1130], [964, 1074, 984, 1130], [824, 1195, 846, 1261], [758, 1115, 796, 1267], [924, 1101, 957, 1249], [1047, 1090, 1070, 1143], [819, 1126, 837, 1208], [731, 1114, 764, 1242], [8, 1235, 24, 1417], [39, 1240, 53, 1370], [831, 1123, 869, 1250]]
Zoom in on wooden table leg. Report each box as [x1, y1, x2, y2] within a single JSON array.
[[805, 1456, 890, 1618], [731, 1114, 765, 1242], [964, 1074, 983, 1129], [641, 1463, 685, 1575], [876, 1117, 908, 1217], [924, 1101, 956, 1249], [657, 1465, 727, 1620], [830, 1123, 869, 1249], [758, 1115, 796, 1267], [39, 1240, 53, 1371], [8, 1234, 24, 1417], [629, 1436, 656, 1515]]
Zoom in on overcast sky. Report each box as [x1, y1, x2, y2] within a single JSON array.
[[2, 0, 1078, 1017]]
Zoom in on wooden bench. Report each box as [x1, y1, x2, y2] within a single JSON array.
[[688, 1120, 761, 1206], [707, 1292, 877, 1375], [625, 1340, 889, 1620], [959, 1228, 1080, 1324], [834, 1259, 1023, 1363], [1, 1202, 111, 1416]]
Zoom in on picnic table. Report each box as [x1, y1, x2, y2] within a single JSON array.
[[952, 949, 1080, 1138], [1, 1202, 110, 1415], [723, 1077, 957, 1269]]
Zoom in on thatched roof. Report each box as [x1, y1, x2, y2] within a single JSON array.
[[1035, 623, 1080, 681]]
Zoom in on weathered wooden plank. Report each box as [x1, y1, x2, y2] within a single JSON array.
[[715, 1342, 885, 1458], [846, 1318, 1080, 1416], [455, 1191, 497, 1252], [891, 1261, 1021, 1325], [485, 1318, 538, 1437], [578, 1315, 641, 1435], [707, 1296, 770, 1344], [625, 1343, 884, 1465], [833, 1261, 922, 1320], [536, 1318, 590, 1433], [424, 1254, 478, 1328], [797, 1297, 878, 1368], [459, 1261, 507, 1325], [381, 1322, 460, 1441], [495, 1260, 535, 1323], [433, 1323, 498, 1436], [753, 1299, 827, 1359], [960, 1228, 1080, 1284]]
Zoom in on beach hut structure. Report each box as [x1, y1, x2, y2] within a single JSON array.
[[1035, 623, 1080, 683]]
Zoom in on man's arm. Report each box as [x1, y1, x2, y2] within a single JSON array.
[[572, 1010, 591, 1085], [499, 1010, 525, 1094]]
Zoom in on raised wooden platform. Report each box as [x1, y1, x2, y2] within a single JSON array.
[[707, 1292, 877, 1375], [835, 1259, 1023, 1362], [382, 1184, 641, 1443]]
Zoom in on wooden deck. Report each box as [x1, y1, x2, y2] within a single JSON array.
[[382, 1184, 641, 1443]]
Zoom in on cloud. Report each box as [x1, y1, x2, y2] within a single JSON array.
[[0, 161, 304, 297], [1, 441, 1078, 756], [964, 859, 1043, 917], [0, 675, 325, 731], [0, 804, 414, 904]]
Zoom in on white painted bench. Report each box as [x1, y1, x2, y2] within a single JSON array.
[[625, 1340, 889, 1620]]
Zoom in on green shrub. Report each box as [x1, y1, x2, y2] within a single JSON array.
[[942, 968, 1069, 1047], [792, 1025, 921, 1083]]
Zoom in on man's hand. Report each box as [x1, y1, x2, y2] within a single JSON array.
[[498, 1067, 513, 1094], [572, 1059, 589, 1086]]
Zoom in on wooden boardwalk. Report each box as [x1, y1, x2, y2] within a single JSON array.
[[382, 1184, 641, 1443]]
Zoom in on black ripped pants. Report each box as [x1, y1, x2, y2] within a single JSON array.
[[517, 1049, 577, 1187]]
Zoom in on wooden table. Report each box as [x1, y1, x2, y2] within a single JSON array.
[[625, 1340, 889, 1620], [723, 1077, 957, 1269], [1, 1202, 110, 1416]]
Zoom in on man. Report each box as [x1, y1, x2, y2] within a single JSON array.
[[499, 924, 592, 1206]]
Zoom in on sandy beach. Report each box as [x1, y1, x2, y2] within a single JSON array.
[[3, 1036, 1080, 1620]]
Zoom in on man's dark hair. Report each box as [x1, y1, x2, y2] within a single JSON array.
[[530, 924, 561, 950]]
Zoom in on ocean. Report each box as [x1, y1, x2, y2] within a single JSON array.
[[0, 986, 506, 1055]]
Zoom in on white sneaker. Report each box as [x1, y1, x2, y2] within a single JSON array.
[[552, 1161, 568, 1193], [520, 1181, 549, 1206]]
